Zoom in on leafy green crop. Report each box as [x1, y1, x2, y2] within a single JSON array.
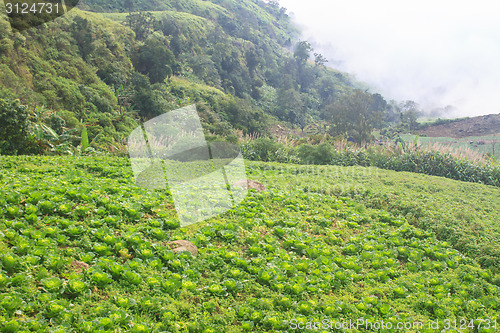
[[0, 155, 498, 332]]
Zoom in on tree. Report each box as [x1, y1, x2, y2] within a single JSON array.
[[113, 84, 135, 121], [129, 72, 168, 120], [124, 0, 135, 11], [134, 87, 169, 120], [245, 48, 260, 76], [293, 41, 315, 91], [384, 100, 402, 124], [400, 100, 421, 132], [188, 55, 221, 88], [294, 41, 312, 65], [158, 16, 181, 37], [134, 35, 176, 84], [276, 88, 303, 122], [125, 12, 157, 41], [316, 76, 336, 105], [314, 52, 328, 68], [369, 93, 388, 129], [280, 60, 299, 88], [297, 66, 315, 92], [297, 92, 319, 132], [71, 17, 93, 61], [0, 99, 32, 154], [220, 98, 266, 134], [325, 90, 376, 143]]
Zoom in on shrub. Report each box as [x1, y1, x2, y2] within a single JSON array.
[[0, 99, 39, 155], [241, 137, 295, 163]]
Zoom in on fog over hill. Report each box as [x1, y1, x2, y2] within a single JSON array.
[[280, 0, 500, 118]]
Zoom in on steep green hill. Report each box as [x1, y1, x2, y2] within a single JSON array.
[[0, 0, 385, 155], [0, 9, 137, 152]]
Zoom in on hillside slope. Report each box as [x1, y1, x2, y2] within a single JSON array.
[[1, 0, 391, 155], [0, 156, 499, 331]]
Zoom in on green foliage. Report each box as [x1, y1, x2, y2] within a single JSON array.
[[0, 10, 137, 153], [1, 0, 396, 156], [125, 11, 157, 40], [0, 99, 36, 155], [134, 34, 176, 83], [0, 155, 499, 331], [296, 143, 333, 165], [324, 89, 380, 143], [71, 16, 94, 61], [133, 85, 171, 120], [242, 138, 500, 187], [27, 105, 79, 155], [0, 20, 14, 55], [400, 100, 421, 132], [81, 127, 89, 150], [293, 40, 313, 65], [96, 0, 384, 136], [241, 138, 296, 163]]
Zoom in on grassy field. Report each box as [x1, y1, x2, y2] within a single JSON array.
[[399, 134, 500, 159], [252, 162, 500, 270], [0, 156, 499, 332]]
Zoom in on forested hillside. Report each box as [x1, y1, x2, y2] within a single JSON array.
[[1, 2, 499, 331], [0, 0, 399, 155]]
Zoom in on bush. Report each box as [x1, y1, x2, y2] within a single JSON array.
[[0, 99, 39, 155], [241, 138, 296, 163], [296, 143, 333, 165]]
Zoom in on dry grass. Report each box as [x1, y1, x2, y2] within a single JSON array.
[[419, 142, 489, 164], [238, 133, 497, 166], [236, 130, 261, 143]]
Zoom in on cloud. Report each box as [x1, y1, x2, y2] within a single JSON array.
[[280, 0, 500, 117]]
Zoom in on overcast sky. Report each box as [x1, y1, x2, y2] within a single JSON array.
[[279, 0, 500, 117]]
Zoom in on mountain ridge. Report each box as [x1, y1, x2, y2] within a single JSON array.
[[0, 0, 394, 155]]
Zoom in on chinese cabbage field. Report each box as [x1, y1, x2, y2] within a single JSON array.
[[0, 156, 499, 332]]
